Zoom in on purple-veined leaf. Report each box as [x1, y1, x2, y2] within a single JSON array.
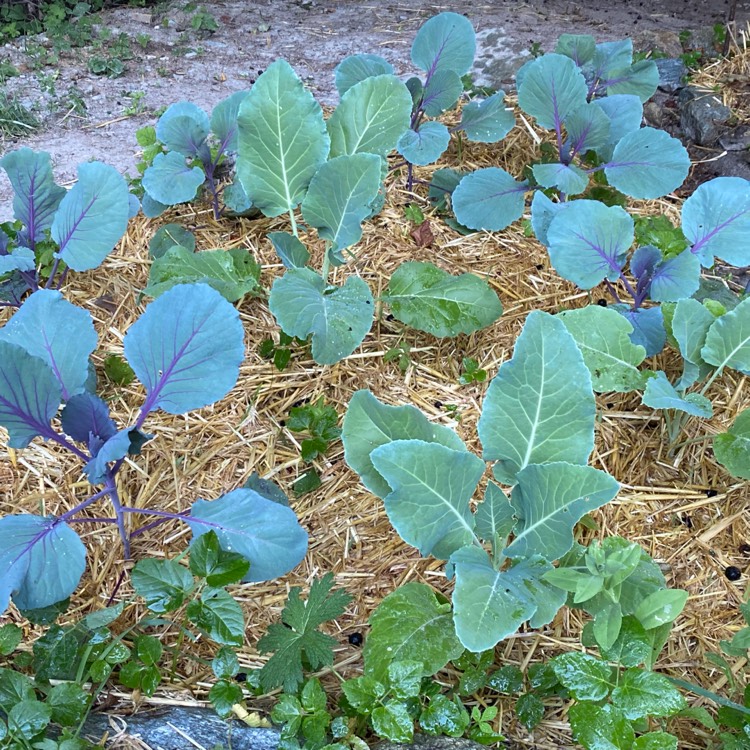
[[555, 34, 596, 66], [411, 12, 475, 78], [452, 167, 528, 231], [600, 59, 659, 102], [83, 427, 152, 484], [188, 488, 308, 582], [532, 163, 589, 196], [334, 53, 394, 97], [0, 247, 34, 274], [545, 200, 633, 288], [590, 39, 633, 84], [642, 371, 712, 417], [458, 91, 515, 143], [0, 148, 66, 247], [0, 515, 86, 613], [592, 95, 643, 160], [123, 283, 245, 415], [0, 343, 61, 449], [155, 101, 210, 158], [420, 69, 462, 116], [612, 305, 666, 356], [564, 102, 610, 158], [60, 393, 116, 444], [682, 177, 750, 267], [142, 151, 205, 206], [649, 249, 701, 302], [0, 289, 96, 400], [210, 91, 249, 154], [51, 162, 130, 272], [630, 244, 661, 282], [530, 190, 566, 245], [516, 54, 588, 132], [604, 128, 689, 199], [397, 121, 450, 166]]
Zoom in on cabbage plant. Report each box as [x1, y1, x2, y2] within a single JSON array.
[[0, 283, 308, 615]]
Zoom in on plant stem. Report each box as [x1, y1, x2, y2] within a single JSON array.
[[130, 510, 190, 537], [603, 279, 622, 304], [58, 486, 114, 523], [321, 243, 332, 284], [204, 165, 221, 220], [106, 473, 131, 559], [288, 208, 298, 238], [669, 676, 750, 716], [45, 258, 61, 289]]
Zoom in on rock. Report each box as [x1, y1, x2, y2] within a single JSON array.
[[377, 736, 504, 750], [634, 29, 683, 58], [681, 26, 722, 58], [655, 58, 687, 93], [719, 124, 750, 152], [678, 86, 731, 146]]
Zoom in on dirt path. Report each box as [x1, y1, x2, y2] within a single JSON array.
[[0, 0, 748, 219]]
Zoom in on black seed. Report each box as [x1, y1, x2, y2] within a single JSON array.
[[279, 420, 286, 426], [706, 489, 718, 497], [739, 544, 750, 555], [235, 672, 248, 682], [725, 566, 742, 581], [535, 264, 543, 270], [348, 632, 363, 646], [434, 401, 443, 408], [597, 299, 608, 307], [258, 69, 264, 75], [606, 402, 614, 408]]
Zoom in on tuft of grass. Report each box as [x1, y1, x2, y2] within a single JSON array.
[[0, 93, 40, 138]]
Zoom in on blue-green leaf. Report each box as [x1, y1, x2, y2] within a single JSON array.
[[649, 249, 701, 302], [123, 283, 245, 414], [516, 54, 588, 130], [382, 261, 502, 337], [478, 311, 595, 484], [334, 54, 394, 96], [506, 463, 619, 561], [604, 128, 690, 199], [0, 515, 85, 613], [52, 162, 130, 272], [155, 101, 210, 158], [564, 102, 611, 157], [714, 409, 750, 480], [591, 40, 633, 82], [370, 440, 483, 559], [421, 70, 462, 116], [532, 162, 589, 196], [451, 547, 561, 651], [545, 200, 633, 288], [474, 482, 516, 549], [605, 60, 659, 101], [458, 91, 515, 143], [237, 59, 330, 217], [210, 91, 249, 153], [682, 177, 750, 267], [701, 296, 750, 374], [268, 231, 310, 269], [397, 122, 450, 166], [555, 34, 596, 65], [301, 153, 382, 253], [452, 167, 528, 231], [0, 343, 61, 448], [411, 12, 475, 77], [592, 94, 643, 160], [148, 223, 195, 259], [342, 390, 467, 499], [327, 75, 412, 158], [188, 488, 308, 582], [642, 371, 712, 417], [558, 305, 647, 392], [612, 305, 666, 357], [530, 191, 565, 245], [268, 268, 373, 365], [142, 151, 205, 206], [222, 177, 253, 215], [0, 247, 34, 274], [0, 148, 65, 245], [672, 298, 715, 387], [0, 289, 96, 400], [141, 192, 168, 218]]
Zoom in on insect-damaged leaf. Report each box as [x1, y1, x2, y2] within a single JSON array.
[[142, 151, 205, 206]]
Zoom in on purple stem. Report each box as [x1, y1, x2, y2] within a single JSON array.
[[130, 510, 190, 538], [45, 258, 61, 289], [55, 266, 69, 290], [406, 163, 414, 192], [106, 474, 131, 559], [65, 517, 117, 524], [107, 570, 127, 606], [604, 278, 622, 304], [204, 163, 221, 221], [58, 486, 114, 523], [19, 269, 38, 292]]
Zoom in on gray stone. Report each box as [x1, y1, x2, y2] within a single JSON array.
[[655, 58, 688, 93], [678, 86, 732, 146], [377, 736, 505, 750], [681, 26, 722, 58]]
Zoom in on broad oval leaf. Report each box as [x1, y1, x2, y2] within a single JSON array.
[[478, 310, 595, 485], [0, 148, 65, 245], [327, 75, 412, 159], [123, 283, 245, 414], [52, 162, 130, 272], [141, 192, 168, 219], [452, 167, 528, 231], [532, 162, 588, 196], [530, 190, 565, 245], [0, 247, 34, 275], [506, 463, 619, 561], [458, 91, 515, 143], [591, 39, 634, 82], [342, 390, 467, 499], [142, 151, 205, 206], [222, 177, 253, 215], [555, 34, 596, 65], [334, 54, 394, 96], [546, 200, 633, 288], [701, 296, 750, 374], [60, 393, 116, 444], [474, 482, 516, 548], [610, 668, 686, 720], [633, 589, 688, 630], [569, 703, 635, 750], [237, 59, 330, 217], [155, 101, 210, 157], [0, 515, 85, 613], [188, 488, 308, 582], [682, 177, 750, 267], [411, 12, 475, 77], [420, 69, 462, 117], [604, 128, 690, 199], [364, 583, 464, 682], [612, 305, 666, 357], [0, 343, 61, 448], [592, 94, 643, 160], [383, 261, 502, 337], [601, 60, 659, 102], [564, 102, 611, 158], [210, 91, 249, 153], [268, 269, 373, 365], [370, 440, 483, 559], [516, 53, 588, 130], [149, 223, 195, 259], [642, 371, 713, 417], [268, 231, 310, 269], [552, 652, 614, 702], [714, 409, 750, 480], [0, 289, 96, 400], [672, 298, 715, 387], [649, 249, 701, 302], [301, 153, 382, 252], [451, 546, 564, 652], [558, 305, 647, 392], [397, 121, 450, 166]]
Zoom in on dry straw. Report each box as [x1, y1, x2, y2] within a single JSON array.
[[1, 37, 750, 750]]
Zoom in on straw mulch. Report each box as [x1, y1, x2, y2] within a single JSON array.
[[1, 33, 750, 750]]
